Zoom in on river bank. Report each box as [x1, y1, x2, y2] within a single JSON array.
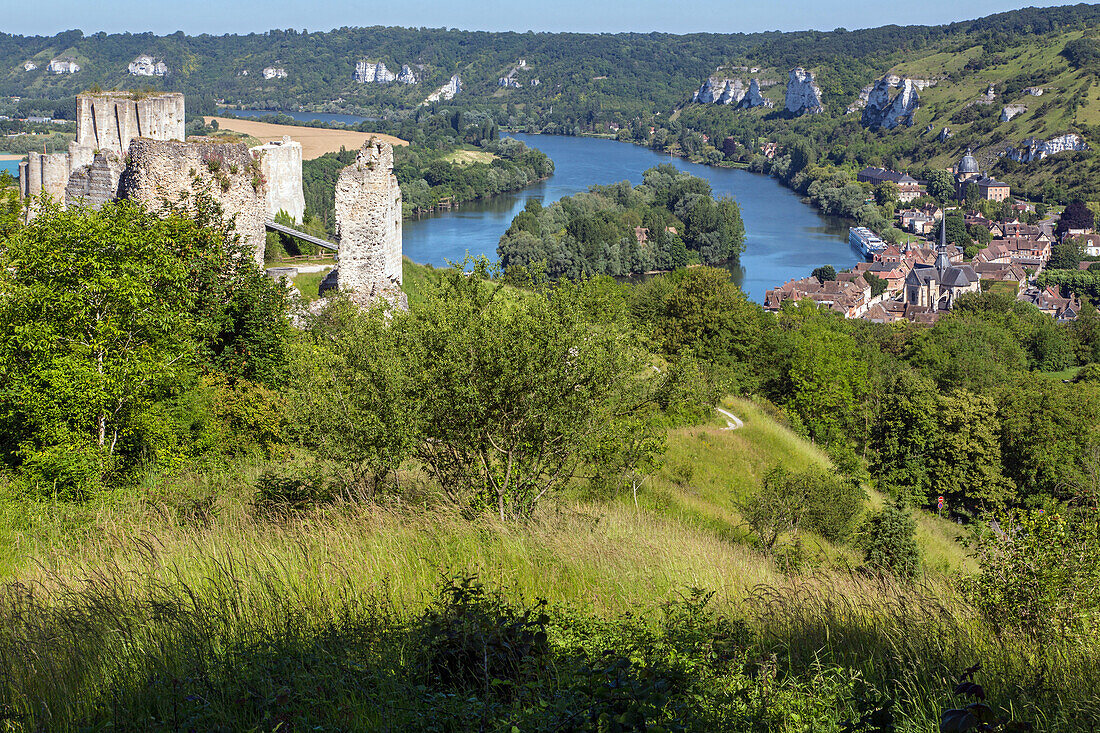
[[404, 133, 859, 302]]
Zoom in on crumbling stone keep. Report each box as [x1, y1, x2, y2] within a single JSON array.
[[251, 135, 305, 223], [120, 138, 268, 264], [69, 91, 185, 169], [20, 92, 185, 207], [326, 138, 404, 307]]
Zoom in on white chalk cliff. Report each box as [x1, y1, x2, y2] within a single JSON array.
[[694, 76, 769, 108], [862, 76, 919, 129], [354, 61, 396, 83], [423, 74, 462, 104], [785, 67, 824, 115]]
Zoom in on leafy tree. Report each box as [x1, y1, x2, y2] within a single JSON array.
[[0, 202, 195, 464], [944, 212, 971, 249], [1049, 238, 1086, 270], [812, 264, 836, 283], [865, 273, 888, 297], [860, 503, 920, 578], [925, 169, 956, 203], [871, 370, 1009, 512], [1056, 200, 1095, 238], [0, 195, 290, 497], [740, 464, 865, 551], [646, 267, 761, 391]]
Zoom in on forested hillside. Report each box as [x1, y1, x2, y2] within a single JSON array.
[[4, 4, 1100, 121]]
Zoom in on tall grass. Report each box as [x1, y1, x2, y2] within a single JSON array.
[[1, 501, 1098, 730]]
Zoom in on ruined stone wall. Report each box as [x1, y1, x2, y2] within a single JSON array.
[[334, 139, 403, 299], [23, 151, 72, 202], [120, 138, 267, 264], [65, 152, 125, 209], [70, 92, 185, 169], [251, 136, 305, 223]]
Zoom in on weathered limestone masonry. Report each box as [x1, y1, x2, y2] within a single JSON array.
[[251, 136, 305, 222], [69, 92, 185, 170], [20, 92, 185, 208], [120, 139, 268, 265], [65, 153, 126, 209], [21, 152, 70, 202], [326, 139, 405, 308]]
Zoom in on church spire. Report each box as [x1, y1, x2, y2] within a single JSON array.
[[940, 213, 947, 251]]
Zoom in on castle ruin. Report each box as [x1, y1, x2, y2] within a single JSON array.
[[18, 92, 404, 306], [252, 136, 306, 223], [318, 139, 405, 308], [119, 138, 268, 265]]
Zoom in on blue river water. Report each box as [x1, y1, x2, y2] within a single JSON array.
[[404, 134, 859, 302], [0, 160, 18, 178], [0, 133, 859, 302]]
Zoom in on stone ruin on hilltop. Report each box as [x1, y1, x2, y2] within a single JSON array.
[[19, 92, 404, 308]]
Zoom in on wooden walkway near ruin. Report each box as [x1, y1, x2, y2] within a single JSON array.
[[265, 220, 339, 252]]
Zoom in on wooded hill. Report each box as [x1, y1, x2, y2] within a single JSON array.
[[4, 4, 1100, 123]]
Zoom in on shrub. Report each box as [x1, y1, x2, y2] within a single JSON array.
[[966, 507, 1100, 638], [740, 465, 866, 552], [14, 436, 104, 501], [254, 464, 334, 509], [859, 503, 920, 578], [417, 574, 549, 695]]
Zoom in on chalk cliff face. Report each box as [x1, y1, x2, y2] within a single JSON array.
[[397, 64, 418, 84], [423, 74, 462, 104], [129, 54, 168, 76], [861, 75, 919, 129], [1000, 104, 1027, 122], [785, 67, 824, 115], [739, 78, 768, 108], [694, 76, 769, 108], [1006, 133, 1089, 162], [354, 60, 396, 83]]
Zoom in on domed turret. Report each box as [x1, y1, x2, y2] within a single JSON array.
[[958, 148, 979, 175]]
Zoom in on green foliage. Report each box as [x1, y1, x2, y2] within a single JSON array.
[[293, 261, 702, 518], [925, 170, 957, 203], [812, 264, 837, 283], [0, 195, 291, 496], [1062, 37, 1100, 70], [498, 165, 745, 279], [870, 370, 1009, 514], [739, 464, 865, 552], [859, 503, 920, 578], [967, 507, 1100, 638], [636, 267, 761, 392], [1056, 200, 1096, 238]]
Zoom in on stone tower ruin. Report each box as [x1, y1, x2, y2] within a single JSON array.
[[251, 135, 306, 223], [19, 91, 186, 209], [119, 138, 268, 265], [322, 138, 405, 307]]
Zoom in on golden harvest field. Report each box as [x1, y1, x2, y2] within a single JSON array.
[[203, 116, 407, 160]]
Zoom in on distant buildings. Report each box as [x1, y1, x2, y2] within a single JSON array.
[[953, 149, 1010, 201], [856, 167, 921, 202]]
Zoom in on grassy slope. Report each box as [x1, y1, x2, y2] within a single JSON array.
[[876, 31, 1095, 171], [640, 396, 971, 573]]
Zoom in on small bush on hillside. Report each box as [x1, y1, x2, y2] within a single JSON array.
[[859, 503, 920, 579], [254, 464, 334, 509], [417, 574, 549, 696], [740, 465, 866, 552], [13, 434, 104, 501], [966, 507, 1100, 638]]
